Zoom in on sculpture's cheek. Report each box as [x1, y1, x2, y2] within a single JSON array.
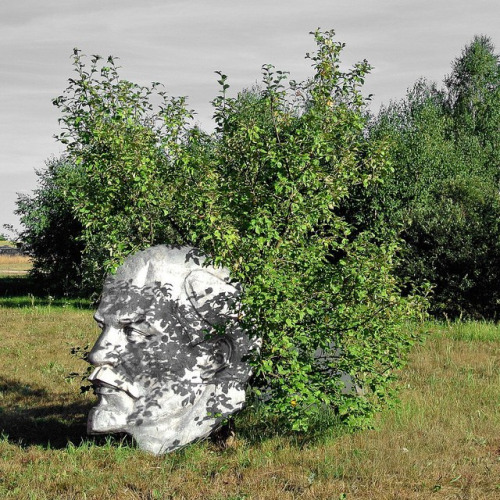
[[125, 381, 206, 426]]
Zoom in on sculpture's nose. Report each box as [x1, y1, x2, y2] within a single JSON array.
[[88, 327, 122, 366]]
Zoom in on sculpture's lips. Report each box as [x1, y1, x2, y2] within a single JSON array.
[[89, 366, 140, 399]]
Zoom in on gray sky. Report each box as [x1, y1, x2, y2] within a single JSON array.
[[1, 0, 499, 234]]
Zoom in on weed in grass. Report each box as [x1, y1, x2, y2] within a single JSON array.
[[41, 361, 66, 376]]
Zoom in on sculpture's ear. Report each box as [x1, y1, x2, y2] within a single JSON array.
[[184, 269, 240, 328], [200, 337, 233, 381]]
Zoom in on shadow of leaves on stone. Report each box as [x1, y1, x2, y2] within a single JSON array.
[[86, 245, 259, 454]]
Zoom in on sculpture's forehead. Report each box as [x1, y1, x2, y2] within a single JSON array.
[[94, 245, 233, 326], [115, 263, 187, 290], [113, 246, 205, 289], [96, 282, 171, 323]]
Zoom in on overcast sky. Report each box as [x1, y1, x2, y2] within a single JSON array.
[[1, 0, 499, 234]]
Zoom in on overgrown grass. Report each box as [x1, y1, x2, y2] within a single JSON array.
[[0, 301, 498, 499]]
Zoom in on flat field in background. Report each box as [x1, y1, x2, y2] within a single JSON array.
[[0, 254, 31, 275], [0, 298, 498, 499]]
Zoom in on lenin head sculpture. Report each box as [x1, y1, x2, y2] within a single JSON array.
[[87, 246, 257, 454]]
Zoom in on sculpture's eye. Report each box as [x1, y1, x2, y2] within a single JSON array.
[[123, 325, 151, 342]]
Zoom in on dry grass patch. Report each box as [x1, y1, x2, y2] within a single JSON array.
[[0, 255, 32, 275], [0, 309, 498, 499]]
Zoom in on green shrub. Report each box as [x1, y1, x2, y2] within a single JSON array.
[[14, 156, 84, 295], [28, 30, 426, 431]]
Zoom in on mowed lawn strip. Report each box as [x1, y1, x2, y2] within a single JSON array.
[[0, 307, 498, 499]]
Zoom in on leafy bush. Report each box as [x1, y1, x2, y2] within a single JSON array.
[[51, 51, 191, 292], [28, 30, 426, 431], [15, 156, 84, 295], [186, 34, 426, 430]]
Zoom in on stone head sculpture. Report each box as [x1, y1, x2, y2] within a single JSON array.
[[87, 245, 257, 454]]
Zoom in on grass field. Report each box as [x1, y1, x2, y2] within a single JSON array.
[[0, 254, 32, 275], [0, 299, 498, 499]]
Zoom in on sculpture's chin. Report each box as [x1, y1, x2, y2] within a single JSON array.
[[87, 392, 134, 434], [129, 413, 220, 455], [88, 406, 127, 433]]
